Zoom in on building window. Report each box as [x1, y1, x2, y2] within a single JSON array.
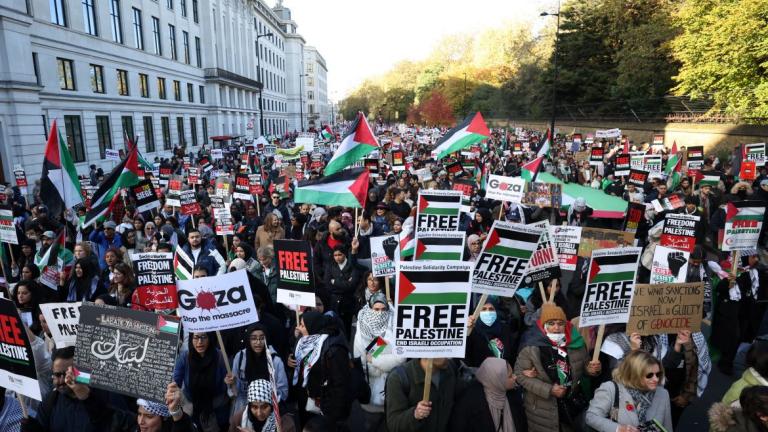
[[180, 0, 186, 17], [307, 76, 314, 87], [161, 117, 171, 149], [199, 85, 205, 104], [117, 69, 129, 95], [143, 116, 155, 153], [151, 17, 162, 55], [122, 116, 135, 143], [50, 0, 67, 26], [32, 52, 41, 85], [195, 36, 201, 67], [166, 0, 172, 9], [57, 58, 76, 90], [173, 80, 181, 101], [168, 25, 177, 60], [309, 104, 314, 114], [109, 0, 123, 43], [192, 0, 198, 23], [139, 73, 149, 98], [182, 31, 190, 64], [306, 63, 313, 73], [202, 117, 208, 143], [95, 115, 112, 159], [63, 115, 86, 162], [176, 116, 184, 146], [307, 91, 314, 100], [82, 0, 97, 35], [190, 117, 198, 146], [90, 64, 104, 93], [132, 8, 143, 50], [187, 83, 194, 102], [157, 77, 166, 99]]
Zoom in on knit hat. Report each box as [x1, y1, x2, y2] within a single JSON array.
[[247, 379, 273, 404], [540, 303, 566, 324], [229, 258, 247, 271], [368, 292, 389, 309], [137, 399, 170, 418]]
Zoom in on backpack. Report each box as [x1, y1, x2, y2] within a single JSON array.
[[321, 334, 371, 406]]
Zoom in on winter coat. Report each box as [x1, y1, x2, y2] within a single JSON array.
[[449, 381, 498, 432], [514, 326, 589, 432], [254, 225, 284, 249], [352, 322, 405, 411], [20, 389, 112, 432], [585, 381, 673, 432], [228, 346, 289, 415], [709, 402, 766, 432], [252, 264, 279, 304], [181, 241, 222, 276], [721, 368, 768, 407]]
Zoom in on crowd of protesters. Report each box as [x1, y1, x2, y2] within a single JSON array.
[[0, 121, 767, 432]]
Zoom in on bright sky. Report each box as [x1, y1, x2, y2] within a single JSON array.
[[272, 0, 556, 100]]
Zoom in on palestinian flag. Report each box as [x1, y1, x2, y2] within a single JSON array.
[[726, 201, 765, 223], [696, 172, 721, 187], [73, 368, 91, 385], [174, 247, 194, 280], [417, 192, 461, 216], [324, 113, 378, 175], [365, 337, 387, 359], [40, 120, 83, 217], [665, 153, 683, 190], [321, 125, 334, 141], [34, 229, 71, 270], [521, 156, 544, 182], [432, 112, 490, 160], [483, 225, 540, 259], [294, 167, 370, 208], [588, 253, 639, 284], [415, 235, 464, 261], [670, 140, 678, 154], [157, 316, 180, 334], [397, 268, 469, 305], [83, 143, 141, 227], [535, 129, 551, 159], [400, 227, 415, 259]]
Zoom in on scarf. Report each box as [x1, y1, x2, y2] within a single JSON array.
[[691, 332, 711, 397], [357, 306, 390, 340], [292, 334, 327, 387], [626, 387, 655, 423], [188, 342, 218, 415], [240, 408, 277, 432], [475, 358, 516, 432]]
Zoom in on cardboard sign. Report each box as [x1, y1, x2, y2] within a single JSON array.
[[628, 169, 649, 187], [176, 269, 258, 332], [577, 228, 636, 258], [623, 202, 646, 234], [615, 153, 631, 176], [0, 297, 42, 400], [0, 209, 18, 244], [660, 213, 699, 253], [652, 134, 664, 146], [745, 143, 766, 167], [370, 234, 400, 278], [650, 245, 689, 284], [249, 174, 264, 195], [391, 150, 405, 170], [722, 201, 766, 251], [158, 164, 172, 186], [643, 155, 662, 175], [214, 207, 234, 236], [179, 190, 201, 215], [415, 230, 465, 261], [472, 221, 542, 297], [485, 175, 525, 204], [394, 260, 472, 358], [73, 303, 180, 403], [596, 128, 621, 139], [523, 221, 561, 285], [211, 149, 223, 160], [522, 183, 562, 208], [39, 302, 81, 348], [274, 240, 315, 307], [550, 225, 581, 271], [132, 252, 177, 310], [630, 151, 646, 170], [415, 190, 461, 234], [590, 147, 604, 165], [14, 168, 27, 194], [133, 180, 161, 213], [232, 173, 253, 201], [627, 283, 704, 336], [578, 247, 642, 327], [740, 160, 757, 181]]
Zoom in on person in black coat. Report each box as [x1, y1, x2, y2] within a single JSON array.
[[466, 297, 518, 368], [450, 357, 519, 432], [323, 245, 362, 337]]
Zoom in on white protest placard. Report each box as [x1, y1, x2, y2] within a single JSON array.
[[579, 247, 642, 327], [595, 128, 622, 139], [523, 220, 560, 285], [472, 221, 542, 297], [394, 260, 472, 358], [105, 149, 120, 160], [550, 225, 581, 271], [415, 190, 462, 234], [214, 207, 234, 236], [370, 234, 400, 278], [296, 136, 315, 153], [175, 269, 258, 332], [745, 143, 766, 167], [484, 175, 525, 203], [0, 209, 18, 244], [722, 201, 766, 251], [39, 302, 81, 348], [211, 149, 224, 160], [650, 245, 689, 284]]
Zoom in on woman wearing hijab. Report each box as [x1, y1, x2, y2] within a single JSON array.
[[233, 243, 260, 276], [451, 357, 518, 432], [59, 257, 105, 302], [225, 324, 289, 415], [228, 380, 281, 432], [173, 331, 230, 430], [466, 297, 518, 367], [352, 292, 405, 430], [133, 386, 194, 432], [467, 207, 493, 239]]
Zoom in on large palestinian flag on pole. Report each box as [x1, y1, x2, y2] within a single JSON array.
[[394, 260, 472, 358], [722, 200, 766, 251], [535, 129, 551, 159], [324, 113, 378, 175], [431, 112, 490, 160], [579, 247, 642, 327], [82, 143, 141, 227], [472, 221, 543, 297], [399, 225, 416, 260], [294, 167, 370, 208], [40, 120, 82, 218], [521, 156, 544, 182], [174, 248, 194, 280], [415, 231, 465, 261]]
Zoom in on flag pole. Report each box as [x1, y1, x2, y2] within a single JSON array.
[[592, 324, 606, 362], [422, 359, 433, 402], [215, 331, 236, 397], [468, 293, 488, 336], [384, 277, 391, 304]]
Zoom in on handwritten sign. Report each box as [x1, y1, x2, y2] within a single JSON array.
[[627, 283, 704, 336], [39, 302, 81, 348]]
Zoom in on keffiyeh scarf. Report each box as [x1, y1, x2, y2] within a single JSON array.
[[292, 334, 328, 387], [357, 306, 390, 340]]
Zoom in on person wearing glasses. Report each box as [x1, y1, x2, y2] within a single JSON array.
[[586, 350, 673, 432]]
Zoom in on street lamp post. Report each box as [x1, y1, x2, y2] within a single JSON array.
[[541, 0, 561, 139], [298, 73, 307, 132], [255, 31, 273, 138]]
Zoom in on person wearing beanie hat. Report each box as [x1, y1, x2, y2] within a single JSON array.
[[515, 301, 600, 432]]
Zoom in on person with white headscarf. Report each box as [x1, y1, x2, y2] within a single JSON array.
[[134, 383, 194, 432], [228, 379, 279, 432]]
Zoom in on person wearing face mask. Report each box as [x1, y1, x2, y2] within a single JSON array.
[[450, 357, 519, 432], [353, 292, 405, 430], [586, 351, 673, 432], [466, 298, 518, 368], [515, 304, 601, 432]]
